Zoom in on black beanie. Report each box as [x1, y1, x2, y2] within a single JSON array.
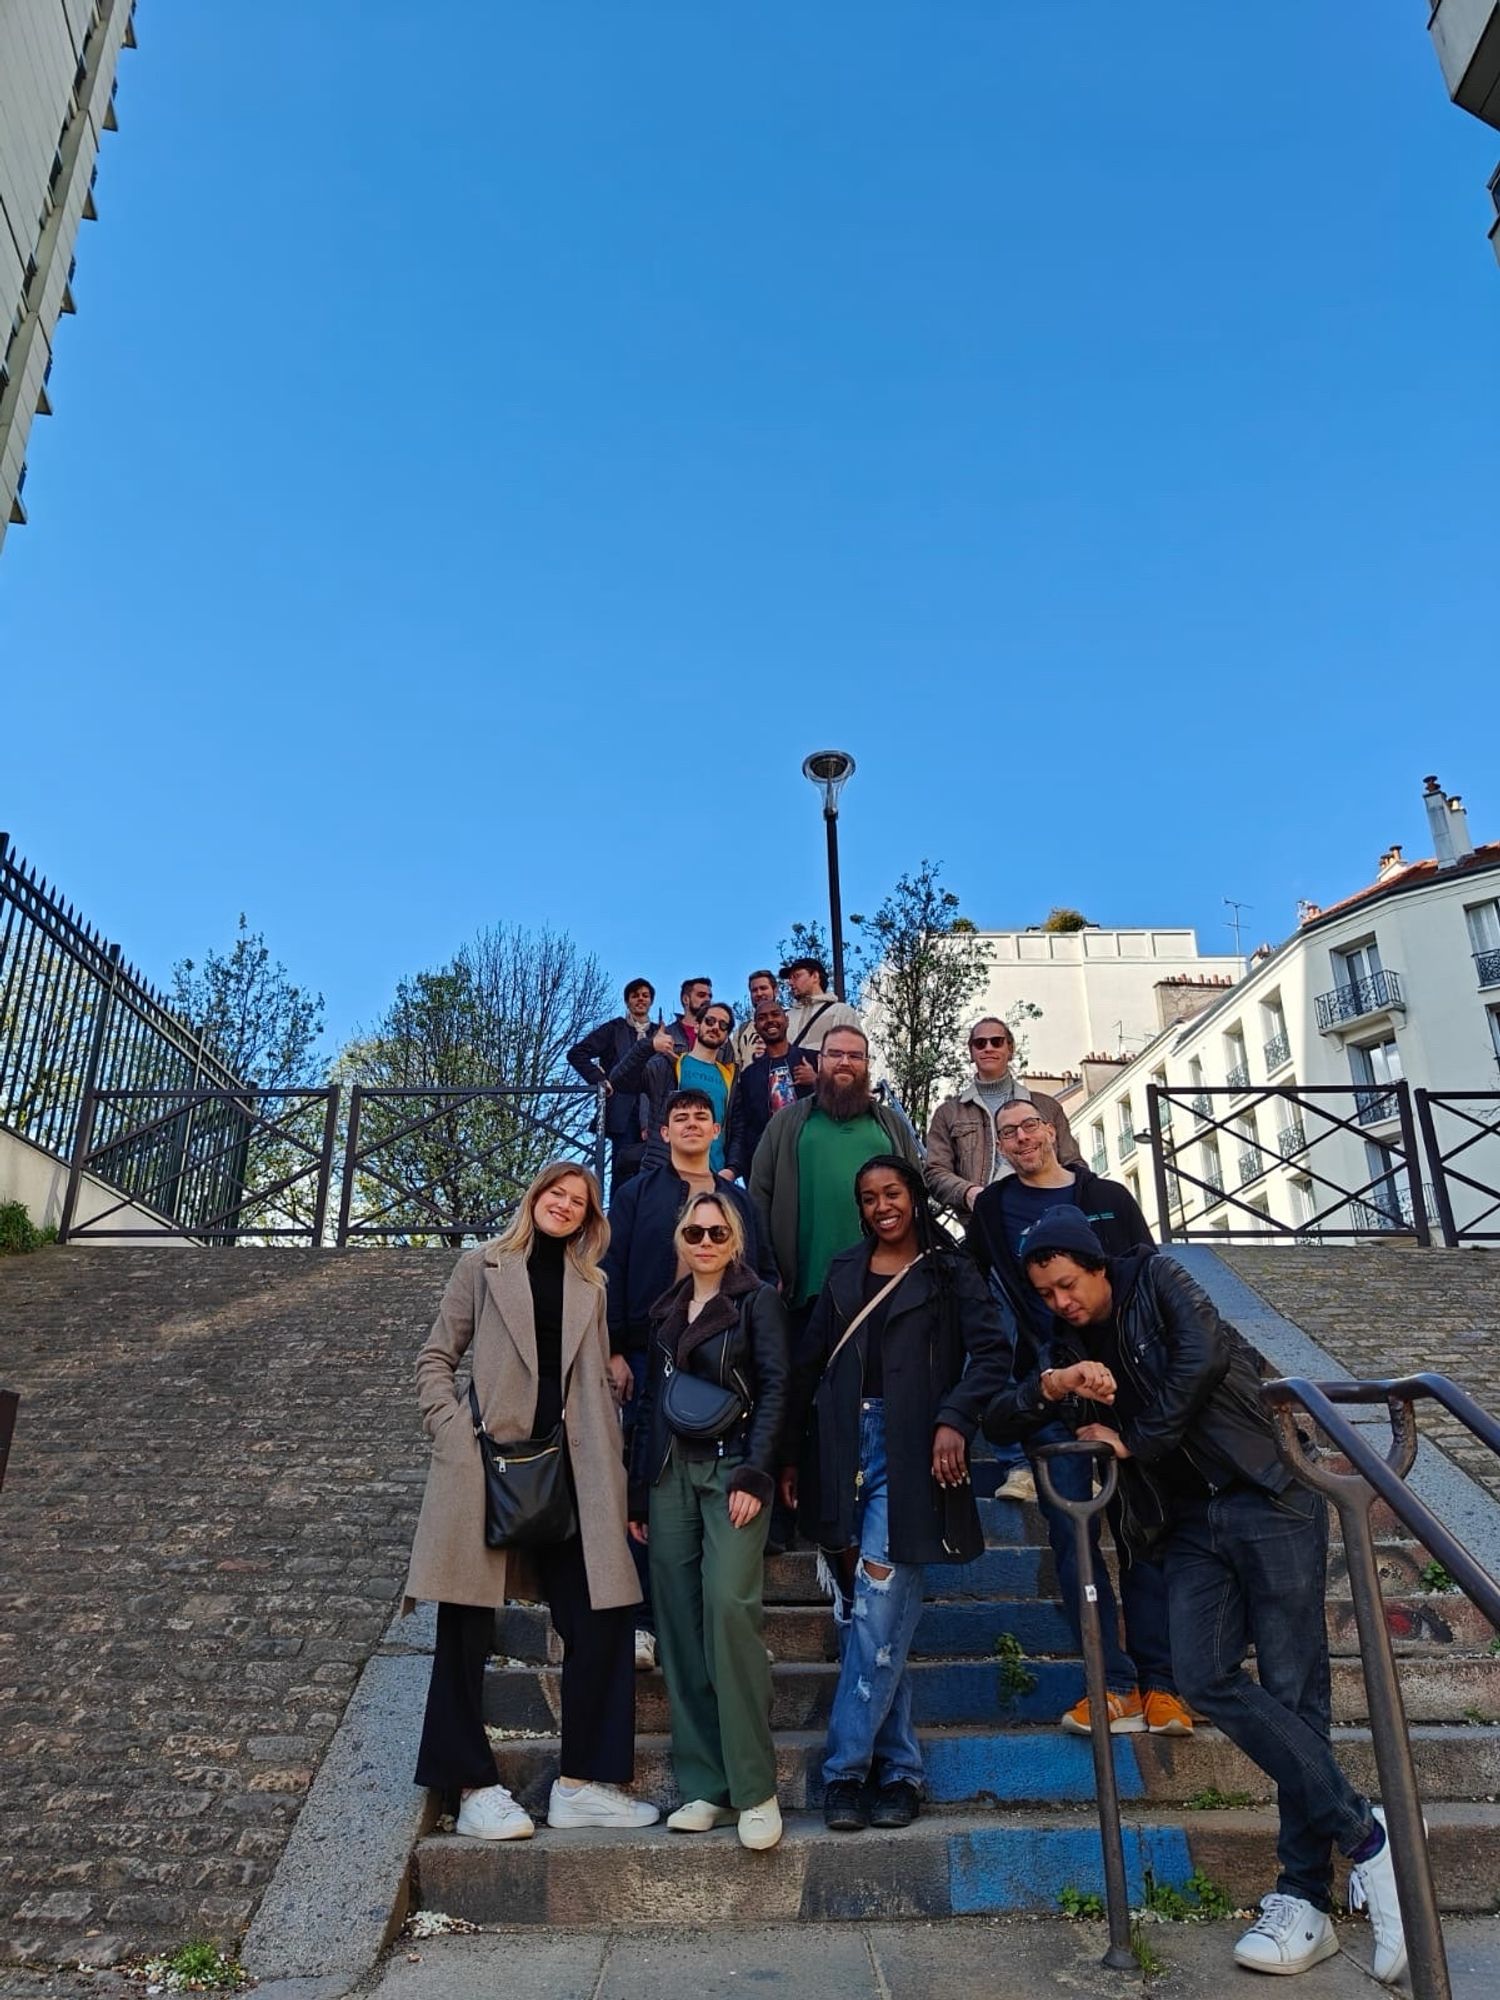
[[1022, 1206, 1106, 1264]]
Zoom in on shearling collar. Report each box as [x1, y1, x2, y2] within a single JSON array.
[[651, 1259, 759, 1366]]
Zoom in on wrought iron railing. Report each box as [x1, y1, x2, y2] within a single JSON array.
[[1237, 1148, 1261, 1187], [1189, 1091, 1210, 1120], [1414, 1090, 1500, 1246], [0, 834, 243, 1184], [1116, 1128, 1137, 1160], [1263, 1030, 1291, 1070], [1276, 1119, 1307, 1158], [1089, 1146, 1108, 1177], [1314, 967, 1404, 1030], [1475, 948, 1500, 990], [1225, 1061, 1250, 1092]]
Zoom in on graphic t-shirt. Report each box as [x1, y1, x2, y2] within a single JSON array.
[[679, 1055, 730, 1173], [794, 1109, 885, 1305], [766, 1057, 798, 1114]]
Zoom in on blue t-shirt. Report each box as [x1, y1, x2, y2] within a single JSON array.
[[679, 1055, 729, 1173], [998, 1177, 1080, 1341]]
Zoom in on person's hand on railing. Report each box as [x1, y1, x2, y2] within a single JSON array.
[[1076, 1421, 1131, 1460]]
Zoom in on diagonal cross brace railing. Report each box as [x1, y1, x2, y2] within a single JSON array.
[[1260, 1372, 1500, 2000], [1414, 1090, 1500, 1246]]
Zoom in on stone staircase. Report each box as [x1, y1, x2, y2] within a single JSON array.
[[414, 1462, 1500, 1927]]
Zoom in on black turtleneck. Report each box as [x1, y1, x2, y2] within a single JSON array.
[[528, 1228, 567, 1385]]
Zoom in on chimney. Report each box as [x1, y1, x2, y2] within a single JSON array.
[[1297, 900, 1322, 925], [1376, 844, 1404, 880], [1424, 775, 1467, 869]]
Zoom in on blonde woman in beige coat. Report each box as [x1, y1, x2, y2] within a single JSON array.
[[404, 1161, 659, 1841]]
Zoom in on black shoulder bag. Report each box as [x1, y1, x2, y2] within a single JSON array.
[[467, 1379, 577, 1548], [661, 1355, 748, 1443]]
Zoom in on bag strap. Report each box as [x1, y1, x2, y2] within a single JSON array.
[[467, 1363, 574, 1438], [825, 1254, 927, 1373], [798, 998, 835, 1042]]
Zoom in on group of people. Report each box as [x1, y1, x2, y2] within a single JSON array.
[[400, 964, 1411, 1985]]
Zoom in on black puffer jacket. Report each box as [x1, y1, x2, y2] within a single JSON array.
[[982, 1248, 1282, 1557], [633, 1260, 789, 1514], [787, 1243, 1012, 1566]]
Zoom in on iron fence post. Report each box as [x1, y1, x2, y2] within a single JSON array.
[[57, 943, 121, 1242], [1033, 1440, 1136, 1973], [594, 1084, 608, 1191], [1413, 1090, 1460, 1249], [311, 1087, 341, 1248], [335, 1087, 363, 1249], [0, 1389, 18, 1495], [58, 1085, 99, 1244], [1145, 1084, 1174, 1243], [1394, 1082, 1431, 1248]]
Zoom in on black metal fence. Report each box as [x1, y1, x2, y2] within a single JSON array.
[[1415, 1092, 1500, 1247], [1, 834, 244, 1217]]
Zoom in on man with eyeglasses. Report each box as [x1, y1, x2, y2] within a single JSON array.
[[604, 1089, 772, 1666], [781, 957, 863, 1056], [610, 1002, 740, 1178], [748, 1026, 922, 1324], [924, 1017, 1080, 1217], [968, 1100, 1191, 1739]]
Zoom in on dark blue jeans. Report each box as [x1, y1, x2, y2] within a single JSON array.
[[1163, 1482, 1374, 1909], [1031, 1421, 1174, 1695]]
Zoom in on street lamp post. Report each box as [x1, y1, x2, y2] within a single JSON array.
[[801, 750, 856, 1001]]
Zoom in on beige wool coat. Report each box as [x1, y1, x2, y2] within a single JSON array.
[[401, 1244, 641, 1616]]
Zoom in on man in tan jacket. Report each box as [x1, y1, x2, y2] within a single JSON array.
[[924, 1017, 1081, 1216]]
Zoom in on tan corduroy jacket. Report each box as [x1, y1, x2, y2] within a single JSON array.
[[401, 1244, 641, 1616], [923, 1079, 1081, 1214]]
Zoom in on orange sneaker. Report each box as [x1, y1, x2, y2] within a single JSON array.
[[1143, 1690, 1195, 1736], [1059, 1691, 1145, 1736]]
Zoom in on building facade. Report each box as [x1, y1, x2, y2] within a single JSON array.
[[1070, 778, 1500, 1243], [0, 0, 134, 550], [1425, 0, 1500, 267]]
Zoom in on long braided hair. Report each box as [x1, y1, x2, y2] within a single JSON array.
[[853, 1153, 962, 1362]]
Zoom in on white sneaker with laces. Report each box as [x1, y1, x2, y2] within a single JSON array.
[[995, 1465, 1038, 1505], [547, 1779, 660, 1829], [737, 1797, 783, 1851], [1232, 1893, 1338, 1975], [455, 1783, 534, 1841], [634, 1629, 658, 1671], [1349, 1807, 1412, 1986], [667, 1799, 737, 1832]]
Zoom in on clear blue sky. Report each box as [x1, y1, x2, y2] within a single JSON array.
[[3, 1, 1496, 1052]]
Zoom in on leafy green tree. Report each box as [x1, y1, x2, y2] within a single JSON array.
[[851, 861, 993, 1132], [170, 916, 325, 1088]]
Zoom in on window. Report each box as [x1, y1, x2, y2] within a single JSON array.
[[1360, 1140, 1408, 1231], [1468, 902, 1500, 988], [1201, 1134, 1223, 1196], [1290, 1177, 1316, 1227], [1488, 1007, 1500, 1070], [1089, 1121, 1107, 1175], [1188, 1055, 1208, 1119], [1261, 993, 1290, 1070], [1233, 1110, 1260, 1186], [1117, 1096, 1137, 1159], [1335, 938, 1383, 990], [1150, 1067, 1171, 1130], [1350, 1037, 1402, 1125], [1223, 1025, 1250, 1091]]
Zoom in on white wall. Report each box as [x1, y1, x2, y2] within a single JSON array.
[[0, 1125, 179, 1238]]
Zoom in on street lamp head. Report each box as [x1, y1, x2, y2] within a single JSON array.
[[802, 749, 856, 815]]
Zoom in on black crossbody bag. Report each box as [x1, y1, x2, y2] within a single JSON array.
[[467, 1379, 578, 1548]]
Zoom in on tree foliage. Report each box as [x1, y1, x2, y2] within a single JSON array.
[[336, 924, 610, 1244], [851, 860, 993, 1132], [1040, 907, 1093, 934], [170, 916, 325, 1088], [773, 919, 872, 1005]]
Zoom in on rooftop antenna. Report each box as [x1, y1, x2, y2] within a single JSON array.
[[1223, 897, 1252, 957]]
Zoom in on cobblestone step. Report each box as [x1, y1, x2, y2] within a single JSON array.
[[414, 1799, 1500, 1925], [495, 1590, 1496, 1666], [484, 1650, 1500, 1735], [483, 1723, 1500, 1818]]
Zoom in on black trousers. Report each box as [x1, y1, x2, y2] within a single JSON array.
[[414, 1540, 637, 1797]]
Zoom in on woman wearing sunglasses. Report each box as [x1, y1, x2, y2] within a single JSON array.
[[631, 1191, 789, 1849]]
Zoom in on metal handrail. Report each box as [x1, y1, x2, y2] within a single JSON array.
[[0, 1390, 17, 1495], [1032, 1440, 1135, 1972], [1261, 1372, 1500, 2000]]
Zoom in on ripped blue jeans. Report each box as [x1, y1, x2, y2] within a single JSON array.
[[822, 1400, 926, 1791]]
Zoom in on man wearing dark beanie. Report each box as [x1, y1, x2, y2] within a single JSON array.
[[982, 1213, 1408, 1986]]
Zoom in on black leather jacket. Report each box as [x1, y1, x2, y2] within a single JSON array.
[[982, 1248, 1286, 1557], [632, 1260, 789, 1514]]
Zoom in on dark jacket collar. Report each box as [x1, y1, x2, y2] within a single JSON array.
[[650, 1259, 760, 1364]]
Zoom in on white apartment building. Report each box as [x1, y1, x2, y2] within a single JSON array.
[[964, 927, 1244, 1082], [0, 0, 134, 550], [1071, 778, 1500, 1244]]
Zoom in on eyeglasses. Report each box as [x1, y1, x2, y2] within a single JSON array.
[[999, 1117, 1045, 1138], [682, 1224, 732, 1245], [824, 1048, 868, 1064], [971, 1035, 1011, 1050]]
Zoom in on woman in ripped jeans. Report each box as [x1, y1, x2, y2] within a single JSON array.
[[779, 1155, 1009, 1831]]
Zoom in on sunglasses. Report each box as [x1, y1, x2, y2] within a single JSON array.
[[970, 1035, 1011, 1050], [682, 1223, 732, 1245]]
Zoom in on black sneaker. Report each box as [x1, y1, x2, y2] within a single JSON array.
[[868, 1780, 920, 1829], [822, 1779, 867, 1832]]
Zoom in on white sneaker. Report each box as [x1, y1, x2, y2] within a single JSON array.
[[1233, 1894, 1338, 1975], [738, 1796, 783, 1852], [667, 1798, 737, 1833], [634, 1629, 658, 1671], [547, 1779, 660, 1829], [455, 1783, 534, 1841], [995, 1465, 1037, 1505], [1349, 1807, 1412, 1986]]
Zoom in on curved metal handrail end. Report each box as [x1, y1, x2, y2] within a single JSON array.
[[1033, 1438, 1120, 1518]]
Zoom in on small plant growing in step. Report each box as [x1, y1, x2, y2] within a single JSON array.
[[1138, 1867, 1237, 1923], [0, 1199, 57, 1256], [1130, 1920, 1166, 1979], [1183, 1786, 1253, 1811], [1419, 1559, 1458, 1594], [993, 1630, 1038, 1706], [1488, 1636, 1500, 1657], [1057, 1885, 1104, 1920], [137, 1943, 248, 1992]]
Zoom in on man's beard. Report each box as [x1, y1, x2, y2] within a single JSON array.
[[816, 1070, 873, 1122]]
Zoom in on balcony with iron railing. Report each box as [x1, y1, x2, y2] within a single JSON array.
[[1238, 1148, 1262, 1188], [1314, 968, 1405, 1033], [1263, 1031, 1291, 1071], [1355, 1086, 1402, 1128], [1189, 1092, 1211, 1121], [1476, 947, 1500, 990], [1090, 1146, 1108, 1177], [1277, 1119, 1307, 1159], [1118, 1129, 1138, 1160], [1226, 1062, 1251, 1094]]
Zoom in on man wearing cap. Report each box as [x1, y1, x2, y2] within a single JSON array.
[[982, 1212, 1408, 1986]]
